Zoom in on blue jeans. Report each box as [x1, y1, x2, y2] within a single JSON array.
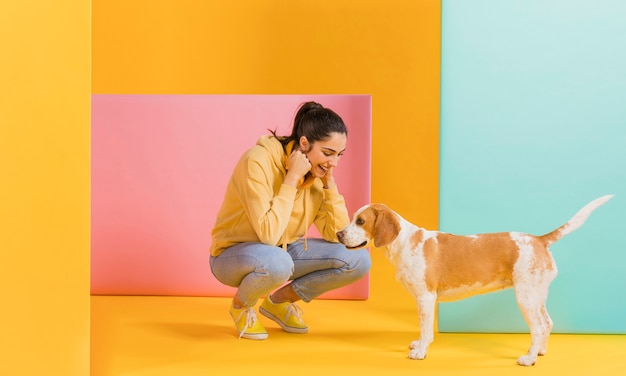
[[209, 239, 372, 307]]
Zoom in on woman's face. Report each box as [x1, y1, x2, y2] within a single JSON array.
[[300, 132, 347, 179]]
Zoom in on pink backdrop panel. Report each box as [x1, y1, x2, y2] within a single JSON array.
[[91, 94, 372, 298]]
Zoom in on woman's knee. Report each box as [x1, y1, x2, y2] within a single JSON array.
[[349, 249, 372, 277], [332, 246, 372, 277], [210, 244, 294, 287], [263, 249, 295, 281]]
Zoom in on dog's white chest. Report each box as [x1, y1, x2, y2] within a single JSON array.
[[388, 241, 430, 298]]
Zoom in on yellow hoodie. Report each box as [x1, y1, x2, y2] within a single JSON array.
[[210, 135, 350, 257]]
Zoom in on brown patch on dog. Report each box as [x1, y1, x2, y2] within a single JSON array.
[[528, 237, 555, 273], [409, 230, 424, 256], [354, 206, 377, 238], [423, 233, 520, 294]]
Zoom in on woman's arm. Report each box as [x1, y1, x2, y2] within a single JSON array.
[[238, 155, 297, 246], [313, 184, 350, 242]]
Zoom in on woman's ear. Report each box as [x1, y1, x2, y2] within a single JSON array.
[[299, 136, 310, 152]]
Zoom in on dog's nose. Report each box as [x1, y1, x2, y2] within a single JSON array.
[[336, 231, 344, 242]]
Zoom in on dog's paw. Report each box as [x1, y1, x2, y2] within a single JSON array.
[[408, 348, 427, 360], [408, 340, 428, 360], [516, 355, 536, 367]]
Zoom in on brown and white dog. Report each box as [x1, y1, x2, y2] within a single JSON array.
[[336, 195, 613, 366]]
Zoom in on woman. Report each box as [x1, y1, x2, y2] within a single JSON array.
[[209, 101, 372, 340]]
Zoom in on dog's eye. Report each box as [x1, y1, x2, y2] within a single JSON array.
[[356, 218, 365, 225]]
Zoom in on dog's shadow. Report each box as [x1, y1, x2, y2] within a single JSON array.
[[433, 333, 528, 361]]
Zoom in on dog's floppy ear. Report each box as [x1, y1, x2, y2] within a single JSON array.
[[372, 204, 401, 247]]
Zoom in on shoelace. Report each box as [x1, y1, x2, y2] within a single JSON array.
[[234, 307, 258, 339], [284, 303, 304, 323]]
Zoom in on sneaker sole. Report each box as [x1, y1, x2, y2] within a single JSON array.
[[240, 332, 268, 340], [259, 307, 309, 334]]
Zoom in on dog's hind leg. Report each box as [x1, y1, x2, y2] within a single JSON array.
[[538, 304, 553, 356], [514, 284, 553, 366], [408, 292, 437, 360]]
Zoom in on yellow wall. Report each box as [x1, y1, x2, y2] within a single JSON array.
[[92, 0, 441, 300], [0, 1, 91, 375], [2, 1, 436, 373]]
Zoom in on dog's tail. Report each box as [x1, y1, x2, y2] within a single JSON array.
[[541, 195, 613, 246]]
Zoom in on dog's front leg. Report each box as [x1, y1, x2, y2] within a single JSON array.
[[408, 292, 437, 360]]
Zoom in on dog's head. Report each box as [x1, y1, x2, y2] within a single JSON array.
[[337, 203, 401, 249]]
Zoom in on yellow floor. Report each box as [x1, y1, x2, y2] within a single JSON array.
[[91, 295, 626, 376]]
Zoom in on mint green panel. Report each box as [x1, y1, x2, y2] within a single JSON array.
[[438, 0, 626, 333]]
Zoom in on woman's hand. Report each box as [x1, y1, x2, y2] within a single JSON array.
[[284, 150, 311, 187], [321, 166, 336, 189]]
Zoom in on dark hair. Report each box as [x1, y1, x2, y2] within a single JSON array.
[[269, 101, 347, 148]]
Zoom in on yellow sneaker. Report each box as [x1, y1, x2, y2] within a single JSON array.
[[229, 303, 268, 340], [259, 295, 308, 334]]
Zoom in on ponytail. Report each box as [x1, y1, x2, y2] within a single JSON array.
[[269, 101, 347, 149]]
